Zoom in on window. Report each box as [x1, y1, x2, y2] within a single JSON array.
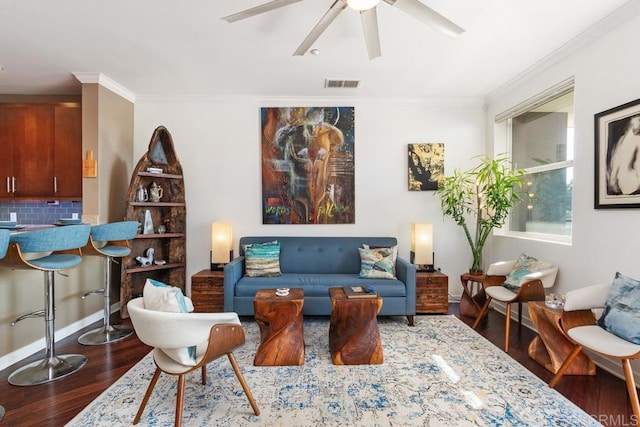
[[495, 79, 574, 243]]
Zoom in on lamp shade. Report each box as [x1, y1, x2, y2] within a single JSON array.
[[411, 223, 433, 266], [211, 222, 233, 264]]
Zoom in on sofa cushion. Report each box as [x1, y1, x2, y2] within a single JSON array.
[[358, 247, 396, 279], [235, 273, 406, 298], [245, 241, 282, 277], [598, 272, 640, 345]]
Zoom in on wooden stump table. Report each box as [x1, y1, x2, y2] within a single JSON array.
[[328, 287, 383, 365], [253, 288, 305, 366], [528, 301, 595, 375], [459, 273, 488, 318]]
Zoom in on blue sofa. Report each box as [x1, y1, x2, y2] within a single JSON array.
[[223, 236, 416, 325]]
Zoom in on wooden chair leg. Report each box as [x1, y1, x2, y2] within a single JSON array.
[[504, 303, 512, 352], [472, 297, 492, 330], [227, 353, 261, 416], [622, 359, 640, 419], [201, 365, 207, 385], [518, 302, 522, 326], [549, 344, 584, 388], [175, 375, 186, 427], [134, 367, 162, 424]]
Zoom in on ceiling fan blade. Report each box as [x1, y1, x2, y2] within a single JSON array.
[[222, 0, 303, 23], [293, 0, 348, 56], [384, 0, 464, 37], [360, 8, 381, 60]]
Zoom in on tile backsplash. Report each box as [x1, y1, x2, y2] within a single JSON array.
[[0, 201, 83, 224]]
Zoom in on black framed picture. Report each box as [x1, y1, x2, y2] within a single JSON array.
[[595, 98, 640, 208]]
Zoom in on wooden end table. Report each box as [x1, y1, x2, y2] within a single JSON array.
[[328, 287, 383, 365], [459, 273, 488, 318], [253, 288, 305, 366], [528, 301, 595, 375], [416, 271, 449, 314], [190, 269, 223, 312]]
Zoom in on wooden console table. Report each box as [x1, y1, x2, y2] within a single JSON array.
[[527, 301, 595, 375]]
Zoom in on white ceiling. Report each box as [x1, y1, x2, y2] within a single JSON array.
[[0, 0, 636, 99]]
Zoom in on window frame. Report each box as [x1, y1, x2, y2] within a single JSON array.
[[493, 78, 575, 245]]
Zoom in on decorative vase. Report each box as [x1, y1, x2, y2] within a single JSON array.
[[143, 209, 154, 234]]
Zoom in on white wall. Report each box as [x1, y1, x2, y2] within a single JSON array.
[[485, 13, 640, 379], [134, 97, 485, 297]]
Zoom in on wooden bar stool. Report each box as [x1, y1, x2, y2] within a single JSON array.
[[78, 221, 138, 345], [0, 224, 91, 386]]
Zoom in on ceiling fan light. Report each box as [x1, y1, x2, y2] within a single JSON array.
[[347, 0, 379, 11]]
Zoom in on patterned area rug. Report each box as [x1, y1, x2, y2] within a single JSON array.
[[68, 315, 599, 426]]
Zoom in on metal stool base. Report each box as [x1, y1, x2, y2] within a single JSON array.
[[78, 325, 134, 345], [8, 354, 87, 386]]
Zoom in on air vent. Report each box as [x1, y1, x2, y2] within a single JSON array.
[[325, 79, 360, 89]]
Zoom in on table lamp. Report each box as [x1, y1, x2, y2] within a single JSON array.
[[411, 223, 434, 272], [211, 222, 233, 271]]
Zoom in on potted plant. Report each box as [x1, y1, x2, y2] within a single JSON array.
[[437, 155, 524, 273]]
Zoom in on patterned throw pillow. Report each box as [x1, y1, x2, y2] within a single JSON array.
[[598, 272, 640, 344], [502, 253, 555, 292], [142, 278, 198, 366], [245, 241, 282, 277], [358, 247, 396, 279], [362, 244, 398, 264]]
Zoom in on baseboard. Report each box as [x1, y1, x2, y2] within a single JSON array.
[[0, 303, 121, 372], [490, 301, 640, 386]]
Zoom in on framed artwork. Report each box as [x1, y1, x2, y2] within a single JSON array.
[[261, 107, 355, 224], [408, 143, 444, 191], [595, 98, 640, 208]]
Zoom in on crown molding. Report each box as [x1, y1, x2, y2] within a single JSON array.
[[72, 72, 136, 103], [485, 0, 640, 103]]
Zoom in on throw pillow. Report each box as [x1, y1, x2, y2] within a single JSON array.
[[245, 241, 282, 277], [502, 253, 555, 292], [142, 278, 197, 366], [362, 244, 398, 264], [358, 247, 396, 279], [598, 272, 640, 345]]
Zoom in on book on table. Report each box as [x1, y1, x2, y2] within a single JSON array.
[[343, 286, 378, 298]]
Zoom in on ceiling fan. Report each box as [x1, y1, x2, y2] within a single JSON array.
[[222, 0, 464, 60]]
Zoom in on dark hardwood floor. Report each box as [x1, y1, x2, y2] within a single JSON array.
[[0, 305, 635, 426]]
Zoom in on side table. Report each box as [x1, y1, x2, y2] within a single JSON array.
[[253, 288, 305, 366], [329, 287, 383, 365], [528, 301, 595, 375], [190, 269, 224, 313], [416, 271, 448, 314], [459, 273, 487, 318]]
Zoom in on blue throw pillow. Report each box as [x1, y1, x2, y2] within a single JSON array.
[[245, 241, 282, 277], [598, 272, 640, 344], [358, 247, 396, 279], [502, 253, 554, 292]]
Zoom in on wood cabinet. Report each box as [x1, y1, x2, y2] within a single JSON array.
[[190, 270, 224, 313], [120, 126, 186, 318], [0, 103, 82, 200], [416, 271, 449, 314]]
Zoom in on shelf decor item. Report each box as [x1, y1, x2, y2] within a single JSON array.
[[120, 126, 186, 318], [436, 155, 524, 273]]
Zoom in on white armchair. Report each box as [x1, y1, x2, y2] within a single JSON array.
[[127, 298, 260, 426], [549, 283, 640, 418], [472, 258, 558, 352]]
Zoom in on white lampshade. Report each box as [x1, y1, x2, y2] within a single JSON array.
[[347, 0, 379, 11], [211, 222, 233, 264], [411, 223, 433, 266]]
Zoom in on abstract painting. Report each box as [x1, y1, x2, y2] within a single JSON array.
[[408, 143, 444, 191], [261, 107, 355, 224]]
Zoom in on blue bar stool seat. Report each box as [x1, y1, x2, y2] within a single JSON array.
[[0, 229, 10, 420], [78, 221, 139, 345], [0, 224, 91, 386]]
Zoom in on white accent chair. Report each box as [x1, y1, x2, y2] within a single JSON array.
[[472, 259, 558, 352], [549, 283, 640, 419], [127, 298, 260, 426]]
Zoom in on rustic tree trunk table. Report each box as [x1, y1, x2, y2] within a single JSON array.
[[329, 287, 383, 365], [253, 288, 305, 366], [528, 301, 596, 375]]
